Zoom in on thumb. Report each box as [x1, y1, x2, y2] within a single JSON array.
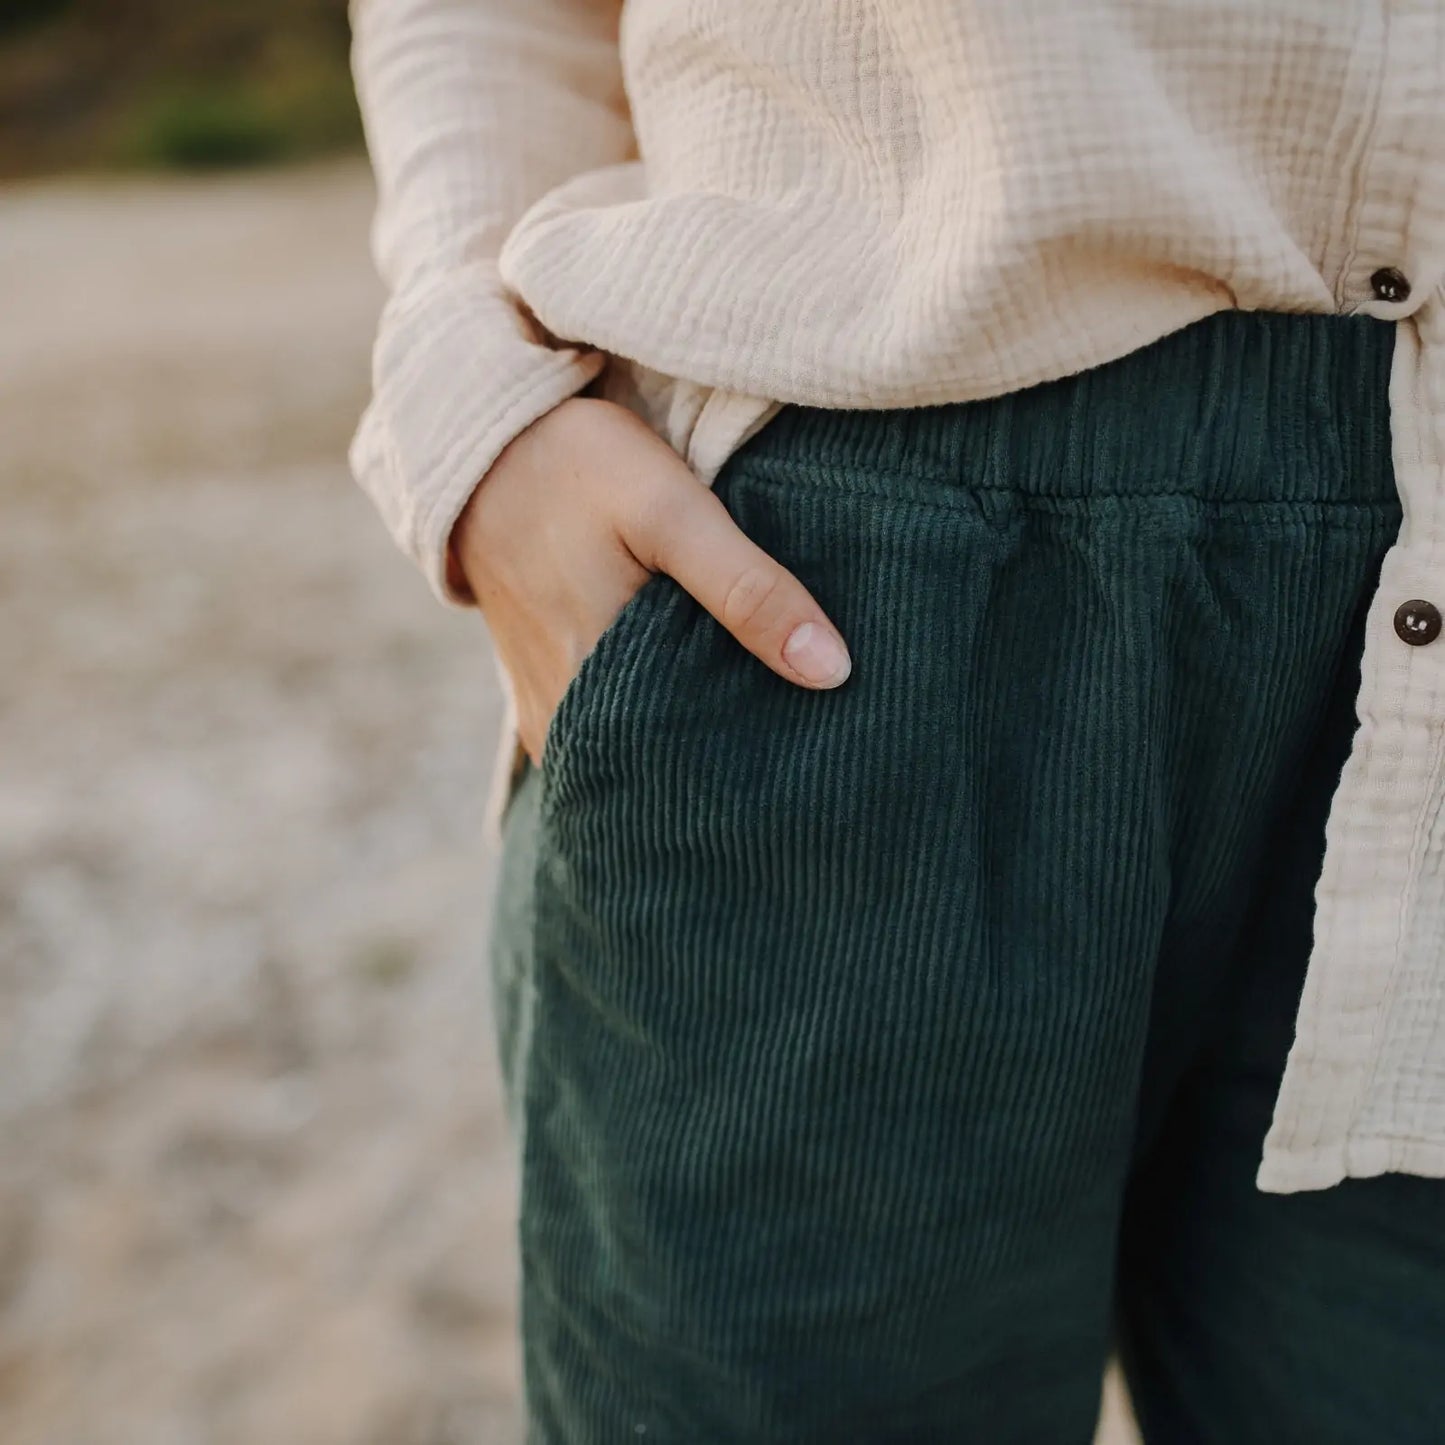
[[634, 481, 852, 690]]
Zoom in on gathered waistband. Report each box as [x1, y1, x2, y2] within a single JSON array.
[[738, 312, 1398, 507]]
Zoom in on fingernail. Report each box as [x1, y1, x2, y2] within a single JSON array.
[[782, 622, 852, 687]]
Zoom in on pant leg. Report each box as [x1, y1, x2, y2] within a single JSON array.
[[1117, 584, 1445, 1445], [495, 479, 1143, 1445]]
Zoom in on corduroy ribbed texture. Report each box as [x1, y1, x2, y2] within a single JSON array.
[[489, 313, 1445, 1443]]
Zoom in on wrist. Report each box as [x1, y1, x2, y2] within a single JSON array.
[[445, 536, 476, 603], [445, 483, 484, 604]]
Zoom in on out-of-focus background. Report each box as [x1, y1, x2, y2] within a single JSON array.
[[2, 4, 522, 1441], [0, 4, 1136, 1441]]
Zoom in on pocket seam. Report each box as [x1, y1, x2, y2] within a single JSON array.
[[538, 571, 667, 773]]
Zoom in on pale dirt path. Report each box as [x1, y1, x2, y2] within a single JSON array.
[[0, 162, 1135, 1445]]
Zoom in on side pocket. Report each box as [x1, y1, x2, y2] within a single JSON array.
[[538, 570, 671, 772]]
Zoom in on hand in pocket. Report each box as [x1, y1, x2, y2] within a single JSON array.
[[450, 398, 853, 764]]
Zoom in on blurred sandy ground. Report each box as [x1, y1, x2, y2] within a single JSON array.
[[0, 160, 1137, 1445]]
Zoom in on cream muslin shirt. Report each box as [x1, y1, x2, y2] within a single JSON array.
[[348, 0, 1445, 1194]]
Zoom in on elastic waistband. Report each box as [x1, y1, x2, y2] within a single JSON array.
[[739, 312, 1398, 506]]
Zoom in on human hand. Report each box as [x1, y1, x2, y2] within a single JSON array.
[[450, 397, 852, 764]]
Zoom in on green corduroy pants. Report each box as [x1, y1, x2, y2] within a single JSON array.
[[489, 311, 1445, 1443]]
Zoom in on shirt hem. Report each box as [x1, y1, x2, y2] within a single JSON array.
[[1256, 1133, 1445, 1194]]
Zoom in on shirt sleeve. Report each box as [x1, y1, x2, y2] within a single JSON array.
[[348, 0, 633, 603]]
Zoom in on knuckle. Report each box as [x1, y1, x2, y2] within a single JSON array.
[[720, 566, 785, 635], [625, 479, 692, 556]]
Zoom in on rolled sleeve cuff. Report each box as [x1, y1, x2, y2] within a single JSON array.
[[349, 267, 606, 605]]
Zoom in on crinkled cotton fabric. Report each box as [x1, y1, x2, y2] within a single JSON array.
[[349, 0, 1445, 1193]]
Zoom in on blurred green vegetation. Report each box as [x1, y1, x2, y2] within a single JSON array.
[[0, 0, 361, 176]]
